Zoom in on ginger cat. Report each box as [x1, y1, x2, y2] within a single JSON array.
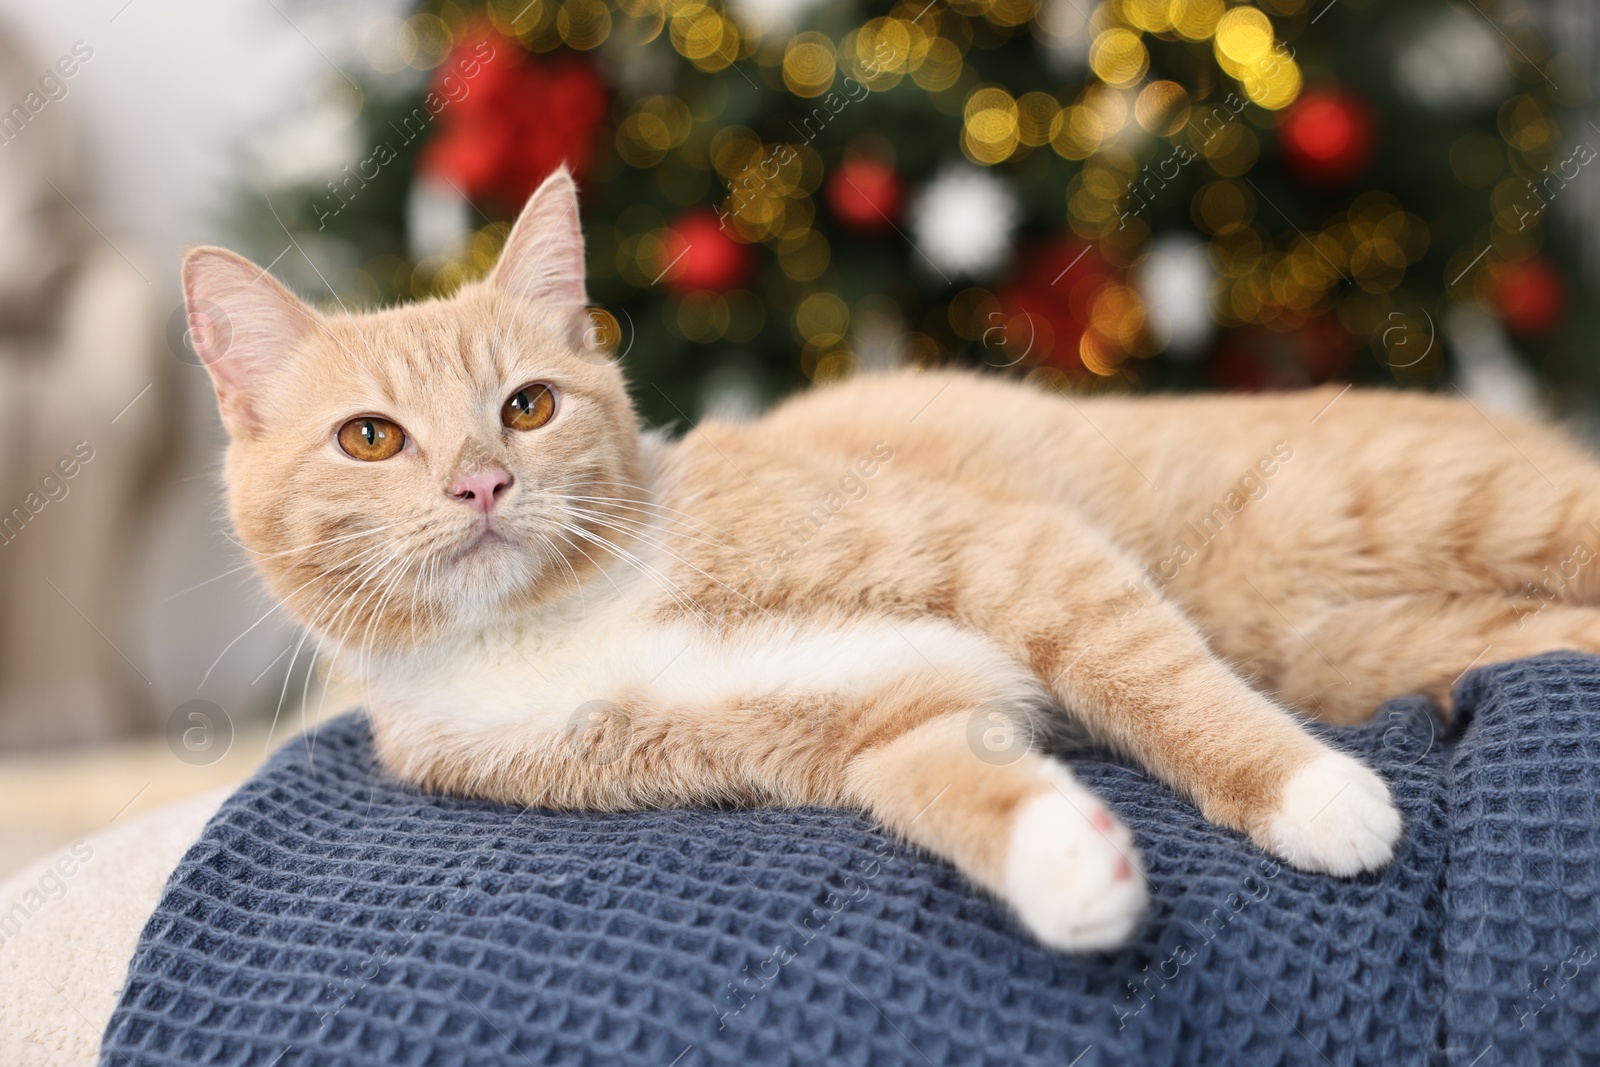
[[184, 168, 1600, 952]]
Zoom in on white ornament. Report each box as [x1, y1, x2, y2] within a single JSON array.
[[245, 114, 360, 191], [1395, 8, 1510, 111], [909, 166, 1019, 279], [1136, 233, 1215, 358], [1444, 304, 1543, 418], [725, 0, 830, 36], [1035, 0, 1093, 76], [406, 176, 472, 262]]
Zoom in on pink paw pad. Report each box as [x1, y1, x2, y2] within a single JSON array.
[[1113, 856, 1133, 882], [1089, 809, 1115, 834]]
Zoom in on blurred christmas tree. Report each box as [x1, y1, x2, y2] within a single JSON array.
[[237, 0, 1592, 425]]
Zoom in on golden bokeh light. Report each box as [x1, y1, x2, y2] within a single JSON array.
[[947, 287, 1000, 341], [778, 230, 831, 281], [1210, 6, 1301, 110], [1089, 29, 1149, 89], [557, 0, 613, 50], [1125, 0, 1174, 34], [963, 86, 1021, 165], [1200, 123, 1259, 177], [670, 4, 742, 71], [912, 37, 965, 92], [487, 0, 548, 35], [1169, 0, 1224, 41], [1214, 7, 1273, 71], [848, 16, 931, 88], [1499, 95, 1556, 154], [795, 291, 850, 346], [1079, 330, 1122, 375], [809, 351, 853, 381], [1016, 91, 1061, 147], [617, 95, 694, 168], [1242, 51, 1300, 110], [1050, 85, 1128, 160], [983, 0, 1039, 28], [1135, 81, 1190, 135], [406, 14, 455, 69], [675, 292, 732, 342], [1193, 180, 1256, 235], [783, 32, 838, 97], [711, 127, 762, 178]]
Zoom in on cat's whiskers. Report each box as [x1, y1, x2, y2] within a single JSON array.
[[559, 496, 753, 560], [294, 540, 416, 702], [555, 501, 768, 618], [199, 536, 396, 688], [557, 486, 741, 533], [298, 541, 416, 757], [354, 548, 421, 716], [212, 534, 392, 755], [553, 481, 761, 568], [549, 528, 629, 605], [539, 477, 733, 552], [163, 524, 399, 603], [299, 531, 423, 632], [296, 544, 397, 637], [266, 626, 315, 754], [550, 478, 735, 538], [324, 542, 411, 657], [290, 561, 401, 734], [552, 518, 717, 629], [407, 549, 439, 650], [300, 560, 401, 634], [534, 531, 587, 615]]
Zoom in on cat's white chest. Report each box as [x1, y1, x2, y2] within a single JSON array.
[[360, 588, 682, 740], [358, 585, 1037, 759]]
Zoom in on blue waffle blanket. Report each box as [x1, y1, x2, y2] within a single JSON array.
[[102, 653, 1600, 1066]]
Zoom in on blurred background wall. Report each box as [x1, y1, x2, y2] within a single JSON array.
[[0, 0, 1597, 875], [0, 1, 409, 875], [0, 2, 423, 748]]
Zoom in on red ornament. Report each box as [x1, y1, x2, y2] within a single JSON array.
[[1494, 258, 1566, 336], [825, 158, 903, 232], [1209, 318, 1354, 391], [660, 212, 753, 293], [419, 30, 608, 209], [994, 239, 1114, 372], [1279, 90, 1376, 185]]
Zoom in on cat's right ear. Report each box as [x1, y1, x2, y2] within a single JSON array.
[[489, 166, 586, 307], [181, 247, 319, 437]]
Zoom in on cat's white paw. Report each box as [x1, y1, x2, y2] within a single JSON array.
[[1002, 774, 1147, 952], [1262, 751, 1402, 876]]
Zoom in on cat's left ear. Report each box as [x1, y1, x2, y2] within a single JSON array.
[[489, 165, 587, 306]]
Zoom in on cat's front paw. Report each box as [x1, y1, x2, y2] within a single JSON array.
[[1261, 751, 1402, 876], [1003, 773, 1147, 952]]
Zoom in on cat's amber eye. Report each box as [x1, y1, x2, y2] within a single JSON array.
[[502, 383, 557, 432], [337, 417, 405, 461]]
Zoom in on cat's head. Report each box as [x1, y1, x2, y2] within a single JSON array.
[[185, 168, 641, 655]]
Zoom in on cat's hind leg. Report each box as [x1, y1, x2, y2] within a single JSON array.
[[1273, 592, 1600, 723]]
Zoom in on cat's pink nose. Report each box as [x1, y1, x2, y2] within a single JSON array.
[[449, 468, 512, 514]]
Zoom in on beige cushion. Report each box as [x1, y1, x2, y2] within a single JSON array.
[[0, 788, 227, 1065]]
